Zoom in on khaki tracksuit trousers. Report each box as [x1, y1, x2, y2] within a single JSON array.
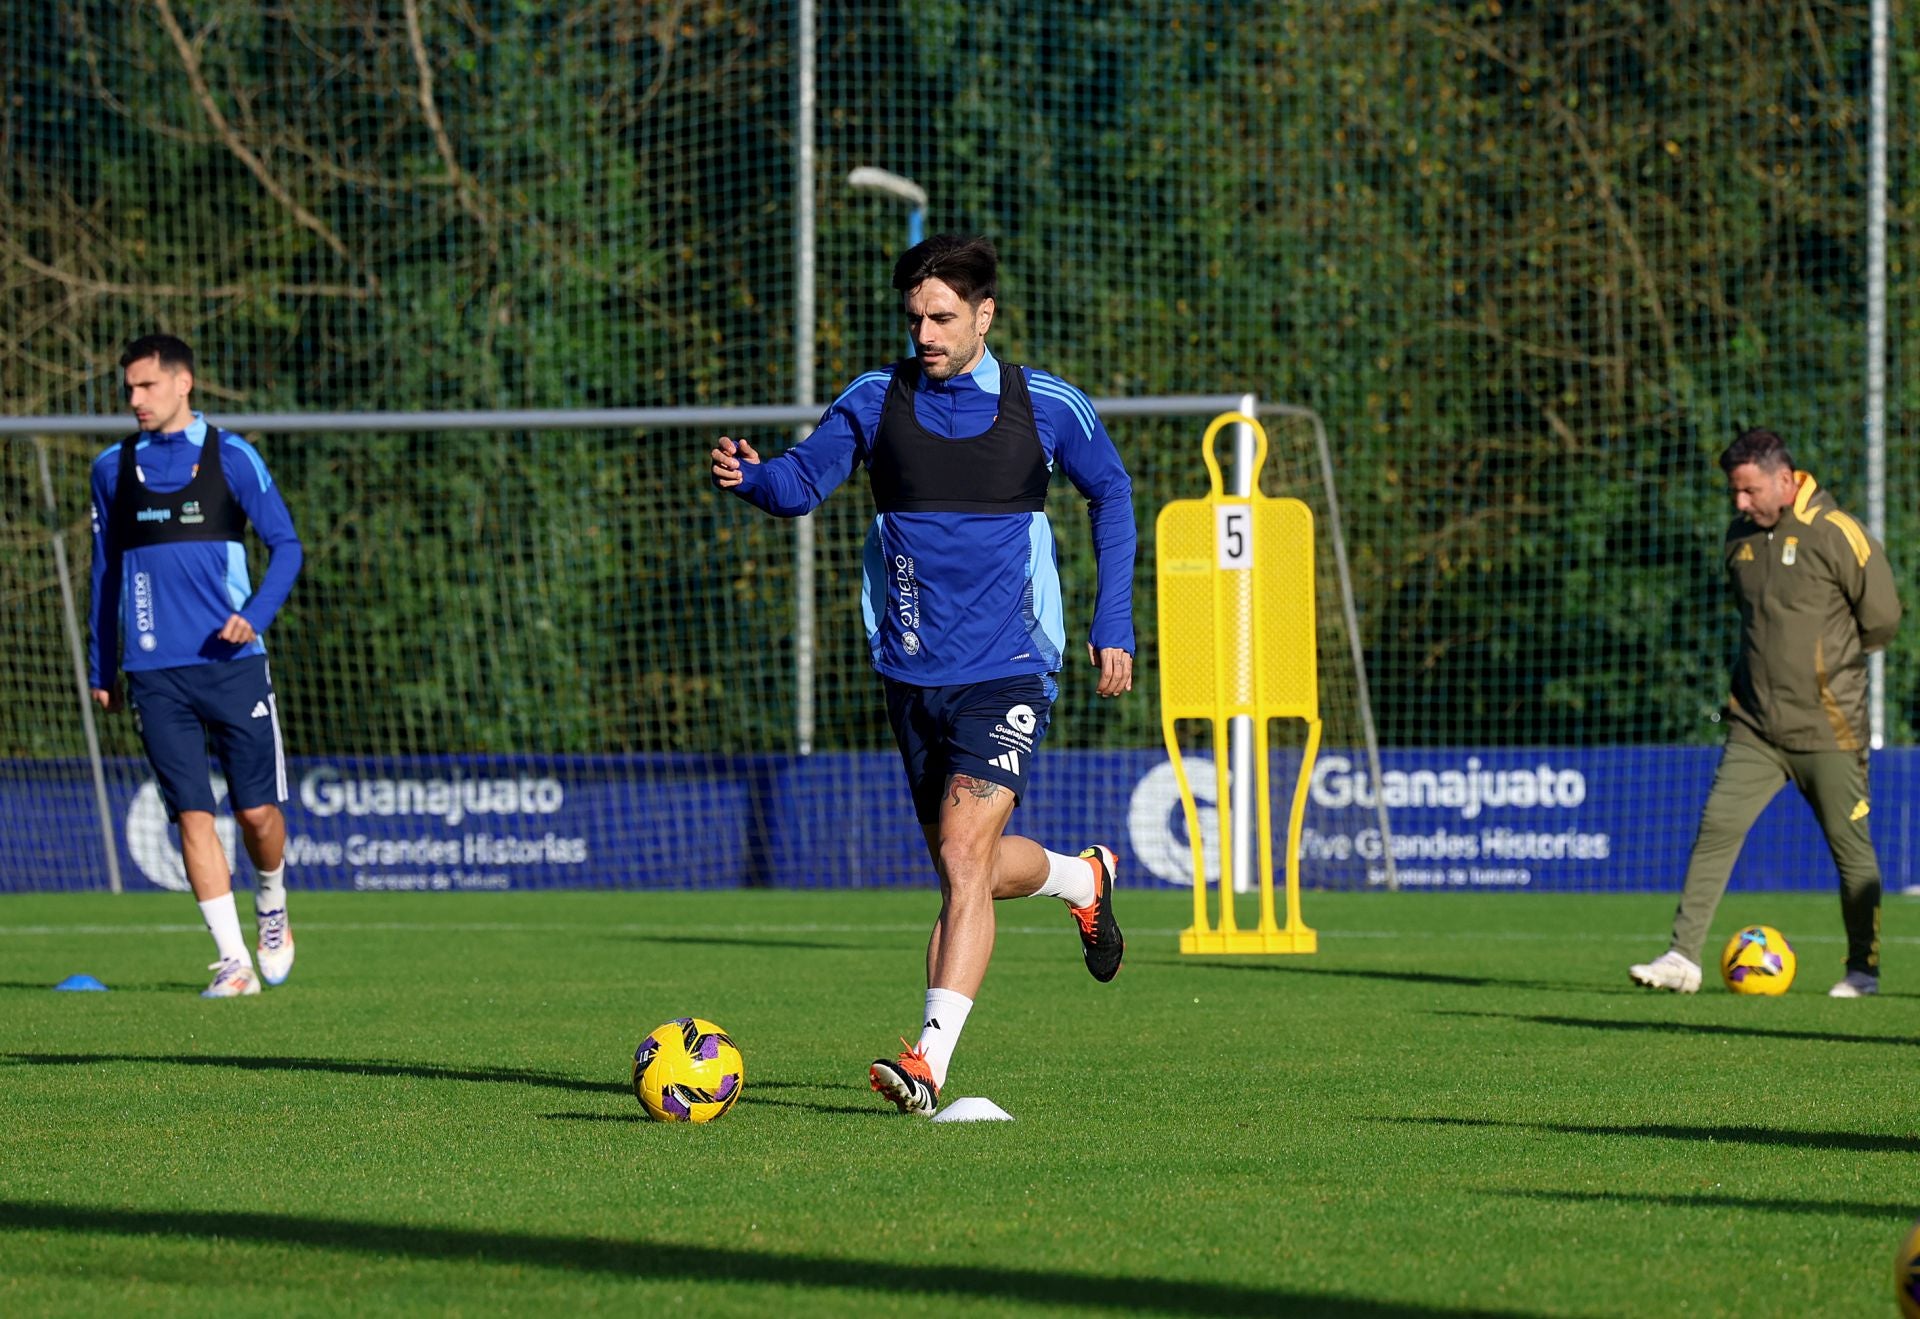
[[1669, 724, 1881, 975]]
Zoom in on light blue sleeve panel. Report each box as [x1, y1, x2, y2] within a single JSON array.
[[1027, 370, 1137, 654], [221, 432, 304, 633], [1024, 512, 1066, 669], [87, 443, 123, 689]]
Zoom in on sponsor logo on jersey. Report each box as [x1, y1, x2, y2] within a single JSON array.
[[251, 700, 271, 719], [136, 507, 172, 524], [893, 554, 920, 629], [989, 750, 1022, 775], [180, 500, 204, 526], [902, 631, 921, 656], [132, 571, 155, 640], [1735, 543, 1755, 562]]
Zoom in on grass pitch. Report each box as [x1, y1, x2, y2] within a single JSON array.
[[2, 889, 1915, 1317]]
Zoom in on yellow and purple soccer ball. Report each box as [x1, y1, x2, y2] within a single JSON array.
[[1719, 925, 1796, 995], [632, 1017, 744, 1123], [1898, 1217, 1920, 1319]]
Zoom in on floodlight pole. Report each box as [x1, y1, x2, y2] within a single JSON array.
[[1865, 0, 1888, 748], [794, 0, 818, 756], [847, 166, 928, 248], [848, 167, 928, 358]]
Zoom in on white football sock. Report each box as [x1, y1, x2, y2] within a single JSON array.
[[197, 893, 252, 966], [256, 863, 287, 913], [1032, 849, 1097, 906], [916, 988, 974, 1091]]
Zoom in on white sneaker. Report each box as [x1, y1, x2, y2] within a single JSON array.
[[1829, 971, 1878, 998], [1628, 950, 1702, 993], [255, 907, 294, 986], [201, 958, 261, 998]]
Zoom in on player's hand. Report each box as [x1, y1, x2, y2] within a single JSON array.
[[1088, 644, 1133, 698], [91, 687, 123, 714], [218, 614, 257, 645], [710, 435, 761, 489]]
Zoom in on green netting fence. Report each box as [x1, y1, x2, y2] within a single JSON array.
[[3, 1, 1915, 893]]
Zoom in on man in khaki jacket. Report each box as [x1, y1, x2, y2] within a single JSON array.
[[1631, 428, 1902, 996]]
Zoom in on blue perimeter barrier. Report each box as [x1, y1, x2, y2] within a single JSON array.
[[2, 749, 1913, 894]]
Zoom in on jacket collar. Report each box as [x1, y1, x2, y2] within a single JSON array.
[[1790, 470, 1822, 525]]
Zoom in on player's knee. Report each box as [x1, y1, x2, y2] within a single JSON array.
[[175, 810, 220, 844], [934, 839, 996, 892], [235, 803, 282, 833]]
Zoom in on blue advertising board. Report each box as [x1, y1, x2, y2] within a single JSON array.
[[0, 748, 1913, 894]]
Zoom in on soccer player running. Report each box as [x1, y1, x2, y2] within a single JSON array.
[[1630, 428, 1901, 997], [89, 335, 304, 998], [710, 235, 1136, 1114]]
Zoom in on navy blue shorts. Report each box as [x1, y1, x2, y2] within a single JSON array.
[[127, 656, 287, 820], [883, 674, 1055, 826]]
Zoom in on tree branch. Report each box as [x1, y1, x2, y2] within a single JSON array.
[[402, 0, 494, 229], [147, 0, 366, 278]]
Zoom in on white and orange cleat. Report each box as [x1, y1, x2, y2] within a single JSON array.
[[255, 907, 294, 986], [869, 1042, 939, 1116], [201, 958, 261, 998]]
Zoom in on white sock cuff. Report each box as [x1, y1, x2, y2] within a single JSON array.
[[1034, 849, 1097, 906], [197, 892, 251, 966], [918, 988, 975, 1091], [925, 987, 973, 1017]]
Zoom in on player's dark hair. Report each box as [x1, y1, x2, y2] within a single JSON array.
[[119, 334, 195, 373], [891, 234, 999, 306], [1719, 427, 1794, 475]]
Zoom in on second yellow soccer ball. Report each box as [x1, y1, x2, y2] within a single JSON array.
[[1719, 924, 1796, 995]]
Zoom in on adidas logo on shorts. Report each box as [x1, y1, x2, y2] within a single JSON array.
[[250, 701, 270, 719], [989, 750, 1021, 774]]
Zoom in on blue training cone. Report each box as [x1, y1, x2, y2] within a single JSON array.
[[52, 974, 109, 992]]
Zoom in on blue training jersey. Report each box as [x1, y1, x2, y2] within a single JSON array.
[[730, 347, 1136, 687], [88, 412, 304, 689]]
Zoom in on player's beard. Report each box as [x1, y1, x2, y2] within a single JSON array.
[[920, 329, 982, 382]]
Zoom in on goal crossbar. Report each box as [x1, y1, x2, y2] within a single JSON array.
[[8, 395, 1395, 891]]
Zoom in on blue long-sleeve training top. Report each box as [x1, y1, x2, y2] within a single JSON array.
[[88, 412, 303, 690], [730, 347, 1136, 688]]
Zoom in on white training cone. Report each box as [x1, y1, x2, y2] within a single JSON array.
[[930, 1097, 1013, 1123]]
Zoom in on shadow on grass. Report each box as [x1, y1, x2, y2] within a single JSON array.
[[1372, 1114, 1920, 1155], [545, 1078, 900, 1120], [1432, 1008, 1917, 1049], [544, 1095, 879, 1120], [1492, 1187, 1919, 1222], [0, 1199, 1546, 1317], [1186, 963, 1640, 996], [615, 933, 872, 952], [0, 1051, 626, 1096]]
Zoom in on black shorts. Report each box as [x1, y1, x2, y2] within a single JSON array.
[[127, 655, 287, 820], [883, 674, 1054, 825]]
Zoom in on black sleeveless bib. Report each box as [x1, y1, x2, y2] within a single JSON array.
[[867, 359, 1050, 514], [109, 425, 249, 551]]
